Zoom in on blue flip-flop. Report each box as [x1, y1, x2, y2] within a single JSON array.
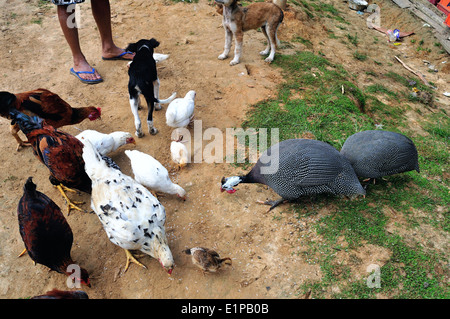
[[70, 68, 103, 84], [102, 51, 134, 61]]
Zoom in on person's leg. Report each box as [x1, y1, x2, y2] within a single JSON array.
[[57, 5, 102, 81], [90, 0, 134, 60]]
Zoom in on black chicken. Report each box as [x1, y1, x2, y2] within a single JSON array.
[[9, 109, 92, 214], [17, 177, 90, 287]]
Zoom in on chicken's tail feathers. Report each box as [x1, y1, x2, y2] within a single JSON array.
[[81, 138, 106, 176], [9, 109, 43, 135], [157, 92, 177, 104]]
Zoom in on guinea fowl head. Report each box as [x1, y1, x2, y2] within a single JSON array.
[[220, 176, 242, 193]]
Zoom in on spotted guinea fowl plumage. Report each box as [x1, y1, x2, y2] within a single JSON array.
[[340, 130, 420, 179], [221, 139, 365, 210]]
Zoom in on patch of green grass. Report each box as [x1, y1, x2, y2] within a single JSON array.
[[353, 51, 367, 61], [31, 18, 43, 25], [365, 84, 398, 98], [346, 33, 359, 46], [292, 36, 313, 47], [238, 50, 449, 299], [242, 51, 373, 150]]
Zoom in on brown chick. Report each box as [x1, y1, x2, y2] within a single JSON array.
[[184, 247, 232, 275]]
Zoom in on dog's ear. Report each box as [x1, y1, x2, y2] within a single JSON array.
[[125, 42, 138, 53], [149, 38, 160, 49]]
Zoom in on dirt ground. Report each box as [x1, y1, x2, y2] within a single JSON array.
[[0, 0, 448, 299]]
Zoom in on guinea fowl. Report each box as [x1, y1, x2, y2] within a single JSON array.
[[0, 88, 101, 150], [75, 129, 136, 156], [165, 90, 196, 128], [184, 247, 232, 275], [17, 177, 90, 287], [9, 109, 92, 214], [221, 139, 366, 211], [82, 140, 174, 274], [340, 130, 420, 182], [125, 150, 186, 200]]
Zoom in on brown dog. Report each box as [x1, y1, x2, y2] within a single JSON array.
[[215, 0, 284, 66]]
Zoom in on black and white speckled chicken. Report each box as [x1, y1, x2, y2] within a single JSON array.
[[184, 247, 232, 275], [17, 177, 90, 287], [82, 140, 174, 275], [221, 139, 366, 211]]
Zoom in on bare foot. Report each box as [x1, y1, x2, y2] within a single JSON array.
[[102, 46, 135, 60], [72, 59, 102, 82]]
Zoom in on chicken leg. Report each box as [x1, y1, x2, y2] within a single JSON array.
[[123, 249, 147, 272], [55, 184, 85, 215], [11, 123, 31, 151]]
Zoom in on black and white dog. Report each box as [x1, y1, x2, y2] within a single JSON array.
[[126, 38, 176, 137]]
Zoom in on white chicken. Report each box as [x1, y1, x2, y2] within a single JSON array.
[[125, 150, 186, 200], [170, 136, 190, 170], [165, 90, 196, 128], [76, 129, 135, 156], [82, 140, 174, 274]]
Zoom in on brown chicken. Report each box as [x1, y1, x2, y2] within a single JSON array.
[[0, 88, 101, 150], [18, 177, 90, 287], [184, 247, 232, 275], [10, 109, 92, 214], [31, 289, 89, 299]]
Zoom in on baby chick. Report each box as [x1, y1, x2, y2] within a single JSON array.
[[184, 247, 232, 275]]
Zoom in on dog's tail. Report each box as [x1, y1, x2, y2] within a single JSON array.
[[157, 92, 177, 104]]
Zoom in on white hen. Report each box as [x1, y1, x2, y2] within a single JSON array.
[[125, 150, 186, 200], [82, 140, 174, 274], [165, 90, 196, 128], [170, 139, 190, 170], [76, 130, 135, 156]]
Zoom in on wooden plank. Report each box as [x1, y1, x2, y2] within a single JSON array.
[[410, 6, 447, 33], [392, 0, 412, 8], [391, 0, 450, 54], [409, 0, 448, 26]]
